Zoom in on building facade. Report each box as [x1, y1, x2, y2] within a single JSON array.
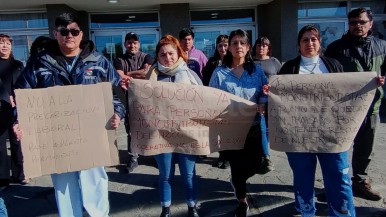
[[0, 0, 385, 64]]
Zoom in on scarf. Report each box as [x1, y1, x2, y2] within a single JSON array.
[[146, 57, 200, 85]]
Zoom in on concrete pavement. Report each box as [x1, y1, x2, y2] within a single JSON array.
[[2, 104, 386, 217]]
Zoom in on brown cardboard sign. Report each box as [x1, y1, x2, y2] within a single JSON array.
[[127, 79, 258, 156], [268, 72, 377, 153], [15, 83, 119, 179]]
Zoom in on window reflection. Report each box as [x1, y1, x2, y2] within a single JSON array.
[[298, 2, 347, 17], [11, 34, 49, 65], [0, 13, 48, 29], [91, 13, 159, 28]]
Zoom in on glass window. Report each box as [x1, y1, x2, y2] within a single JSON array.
[[298, 21, 346, 50], [91, 13, 159, 28], [10, 34, 50, 65], [0, 13, 48, 29], [298, 2, 347, 17], [351, 0, 385, 14], [194, 31, 221, 58], [139, 34, 157, 58], [191, 9, 255, 25], [94, 35, 123, 61]]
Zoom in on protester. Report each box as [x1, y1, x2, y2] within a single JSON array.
[[325, 7, 386, 201], [201, 34, 230, 169], [252, 37, 282, 173], [0, 34, 26, 186], [209, 29, 268, 217], [252, 37, 281, 79], [279, 24, 356, 216], [179, 28, 208, 80], [202, 34, 228, 86], [14, 13, 125, 217], [122, 34, 202, 217], [113, 32, 153, 173]]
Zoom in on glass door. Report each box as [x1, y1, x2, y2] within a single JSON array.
[[91, 29, 159, 62], [193, 25, 256, 58], [2, 30, 49, 65]]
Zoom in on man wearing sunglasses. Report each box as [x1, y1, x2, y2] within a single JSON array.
[[14, 13, 124, 216], [325, 7, 386, 201]]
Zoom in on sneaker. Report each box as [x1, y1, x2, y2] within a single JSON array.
[[221, 160, 230, 169], [216, 160, 224, 168], [160, 206, 171, 217], [20, 178, 31, 185], [216, 160, 230, 169], [352, 180, 382, 201], [126, 160, 138, 173], [234, 201, 249, 217], [258, 157, 274, 174], [188, 206, 199, 217]]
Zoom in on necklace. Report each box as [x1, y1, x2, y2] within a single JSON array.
[[301, 59, 319, 74]]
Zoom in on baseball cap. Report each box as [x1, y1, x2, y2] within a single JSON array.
[[125, 32, 139, 42]]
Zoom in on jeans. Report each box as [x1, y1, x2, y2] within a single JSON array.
[[287, 151, 355, 217], [0, 197, 7, 217], [260, 115, 269, 157], [51, 167, 109, 217], [352, 114, 378, 182], [154, 153, 197, 207]]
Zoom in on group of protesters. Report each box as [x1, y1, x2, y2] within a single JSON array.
[[0, 6, 385, 217]]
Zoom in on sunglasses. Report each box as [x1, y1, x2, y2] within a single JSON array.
[[349, 20, 370, 26], [58, 28, 81, 37]]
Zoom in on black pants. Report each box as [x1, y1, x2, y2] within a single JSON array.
[[352, 114, 378, 182], [0, 102, 24, 186], [225, 125, 264, 200]]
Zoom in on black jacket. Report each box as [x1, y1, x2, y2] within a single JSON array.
[[279, 56, 343, 74], [325, 31, 386, 115], [0, 58, 24, 106]]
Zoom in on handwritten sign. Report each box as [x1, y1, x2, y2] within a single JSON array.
[[127, 79, 258, 156], [15, 83, 119, 178], [268, 72, 377, 153]]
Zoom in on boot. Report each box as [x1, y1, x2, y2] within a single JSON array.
[[160, 206, 171, 217], [188, 206, 199, 217], [352, 179, 382, 201], [234, 201, 249, 217]]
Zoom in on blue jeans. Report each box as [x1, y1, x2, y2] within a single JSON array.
[[0, 197, 7, 217], [51, 167, 109, 217], [286, 151, 355, 217], [154, 153, 197, 207], [260, 115, 269, 157]]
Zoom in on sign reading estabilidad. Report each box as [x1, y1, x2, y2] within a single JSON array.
[[268, 72, 378, 153], [15, 83, 119, 179], [127, 79, 258, 156]]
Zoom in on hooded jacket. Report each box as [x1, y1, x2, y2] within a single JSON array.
[[325, 31, 386, 115], [16, 40, 125, 118]]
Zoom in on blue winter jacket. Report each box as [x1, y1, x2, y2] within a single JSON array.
[[16, 40, 125, 118]]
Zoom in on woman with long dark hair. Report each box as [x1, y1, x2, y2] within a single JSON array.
[[209, 29, 268, 217], [279, 25, 355, 216]]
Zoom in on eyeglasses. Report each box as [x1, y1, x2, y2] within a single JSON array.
[[58, 28, 81, 37], [349, 20, 370, 26]]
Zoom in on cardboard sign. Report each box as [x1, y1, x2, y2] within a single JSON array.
[[268, 72, 377, 153], [127, 79, 258, 156], [15, 83, 119, 179]]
